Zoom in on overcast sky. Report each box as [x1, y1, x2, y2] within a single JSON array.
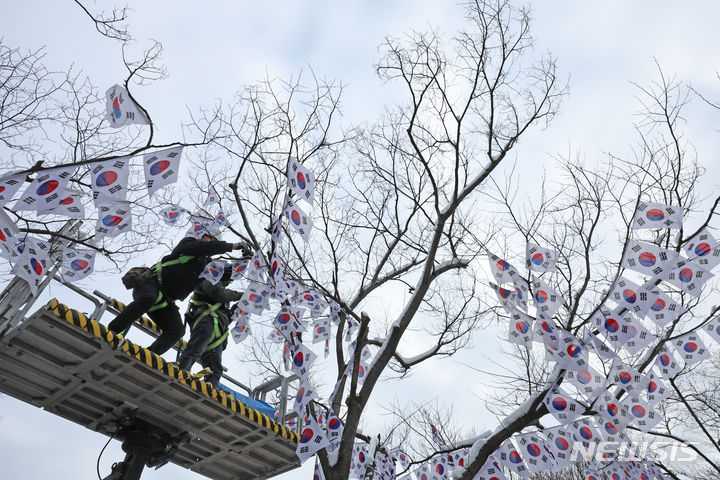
[[1, 1, 719, 479]]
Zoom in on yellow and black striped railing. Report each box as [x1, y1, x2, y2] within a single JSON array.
[[47, 299, 299, 444], [108, 298, 188, 351]]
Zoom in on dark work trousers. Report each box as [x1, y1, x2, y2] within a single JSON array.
[[177, 315, 224, 387], [107, 280, 184, 355]]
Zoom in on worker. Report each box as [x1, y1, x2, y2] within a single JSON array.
[[108, 227, 251, 355], [177, 265, 243, 387]]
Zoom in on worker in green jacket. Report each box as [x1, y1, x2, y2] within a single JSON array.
[[177, 265, 244, 387]]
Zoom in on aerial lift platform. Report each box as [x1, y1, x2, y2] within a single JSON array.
[[0, 270, 301, 480]]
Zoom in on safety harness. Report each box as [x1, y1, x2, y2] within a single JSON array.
[[148, 255, 195, 312], [188, 297, 230, 351]]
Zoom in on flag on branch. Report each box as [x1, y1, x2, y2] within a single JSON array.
[[526, 242, 558, 273], [662, 258, 713, 296], [90, 157, 130, 203], [497, 438, 530, 478], [596, 391, 629, 428], [532, 277, 563, 320], [273, 306, 305, 335], [159, 205, 187, 225], [282, 195, 313, 242], [13, 166, 75, 212], [513, 278, 530, 312], [143, 146, 183, 197], [60, 247, 95, 282], [609, 277, 651, 316], [569, 418, 603, 455], [237, 282, 271, 315], [199, 260, 225, 285], [556, 330, 589, 371], [643, 371, 670, 405], [622, 395, 661, 432], [37, 189, 85, 219], [246, 250, 268, 283], [292, 377, 318, 416], [487, 251, 520, 285], [289, 342, 316, 378], [591, 308, 637, 347], [508, 309, 533, 348], [704, 316, 720, 344], [312, 318, 331, 344], [0, 173, 25, 206], [295, 413, 330, 463], [326, 410, 344, 447], [95, 201, 132, 240], [610, 359, 644, 394], [672, 332, 710, 365], [515, 432, 556, 473], [490, 282, 516, 311], [544, 427, 575, 471], [631, 200, 682, 229], [543, 387, 583, 424], [642, 282, 684, 327], [288, 157, 315, 205], [230, 313, 251, 343], [622, 315, 654, 355], [654, 346, 683, 379], [12, 236, 52, 295], [270, 216, 283, 245], [564, 367, 607, 402], [0, 209, 19, 260], [684, 227, 720, 269], [105, 84, 149, 128], [621, 240, 677, 277], [349, 442, 369, 479]]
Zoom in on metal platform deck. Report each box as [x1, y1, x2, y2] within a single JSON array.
[[0, 299, 300, 480]]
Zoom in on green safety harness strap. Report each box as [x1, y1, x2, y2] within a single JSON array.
[[189, 298, 229, 352], [147, 254, 195, 311]]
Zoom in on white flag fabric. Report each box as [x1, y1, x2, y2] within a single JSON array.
[[270, 251, 285, 289], [283, 195, 313, 242], [292, 377, 318, 416], [569, 418, 603, 453], [508, 310, 533, 348], [609, 277, 651, 316], [591, 308, 637, 347], [198, 260, 226, 285], [513, 278, 530, 312], [703, 316, 720, 344], [526, 242, 558, 273], [289, 342, 317, 378], [37, 189, 85, 219], [532, 277, 563, 319], [143, 146, 183, 197], [288, 157, 315, 205], [295, 413, 330, 463], [515, 432, 556, 473], [229, 258, 249, 281], [672, 332, 710, 365], [654, 346, 683, 379], [643, 371, 670, 405], [537, 319, 561, 363], [213, 210, 228, 227], [564, 367, 607, 402], [621, 240, 677, 277], [496, 438, 530, 479], [0, 173, 25, 206], [313, 457, 326, 480], [60, 247, 95, 282], [326, 410, 344, 446], [273, 306, 305, 335], [185, 219, 208, 239], [583, 330, 618, 360], [475, 456, 509, 480], [684, 227, 720, 269], [543, 387, 582, 424], [349, 442, 369, 479], [105, 84, 149, 128], [596, 412, 628, 444], [623, 395, 661, 432], [622, 315, 654, 355], [160, 205, 187, 225], [245, 250, 268, 283], [490, 282, 516, 311], [642, 282, 684, 327], [312, 318, 331, 344], [13, 166, 75, 211], [270, 217, 283, 245], [11, 236, 52, 295], [631, 201, 682, 229], [230, 316, 251, 343], [662, 258, 713, 296], [237, 282, 272, 315], [0, 209, 20, 259], [544, 427, 575, 471], [90, 157, 130, 203], [596, 391, 629, 427], [95, 201, 132, 240], [203, 190, 220, 206], [556, 330, 589, 371], [487, 251, 520, 285]]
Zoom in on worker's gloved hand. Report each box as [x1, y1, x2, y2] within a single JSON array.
[[233, 242, 253, 257]]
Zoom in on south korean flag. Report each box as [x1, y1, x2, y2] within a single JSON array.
[[273, 306, 305, 334], [289, 342, 317, 378], [515, 432, 556, 473], [526, 242, 558, 273], [295, 413, 330, 463], [569, 418, 603, 454], [270, 216, 283, 245], [497, 438, 530, 479], [12, 236, 53, 296], [95, 201, 132, 240], [596, 412, 628, 444], [672, 332, 710, 365], [544, 427, 575, 471], [230, 314, 251, 343], [610, 359, 644, 394], [591, 308, 636, 347], [622, 396, 661, 432], [642, 282, 684, 327], [487, 251, 520, 285], [621, 240, 677, 277], [513, 278, 530, 312], [292, 377, 318, 416], [238, 282, 272, 315], [654, 346, 683, 379], [229, 258, 249, 281], [0, 209, 20, 259], [60, 247, 95, 282], [662, 258, 713, 296], [326, 410, 344, 447], [313, 458, 326, 480], [490, 282, 516, 311], [532, 277, 563, 320], [143, 146, 183, 197], [642, 371, 670, 405], [199, 260, 225, 285], [90, 157, 130, 203], [105, 84, 149, 128], [508, 309, 533, 348], [556, 330, 589, 371], [475, 456, 508, 480], [543, 387, 583, 424], [349, 442, 369, 479], [609, 277, 651, 316], [596, 391, 629, 427], [270, 251, 285, 289], [288, 157, 315, 205], [703, 315, 720, 344], [684, 227, 720, 269], [632, 200, 682, 229], [312, 317, 331, 344], [245, 250, 268, 283], [622, 315, 654, 355], [282, 195, 313, 243], [37, 189, 85, 219], [564, 367, 607, 402], [0, 173, 25, 206], [13, 166, 75, 211], [160, 205, 187, 225]]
